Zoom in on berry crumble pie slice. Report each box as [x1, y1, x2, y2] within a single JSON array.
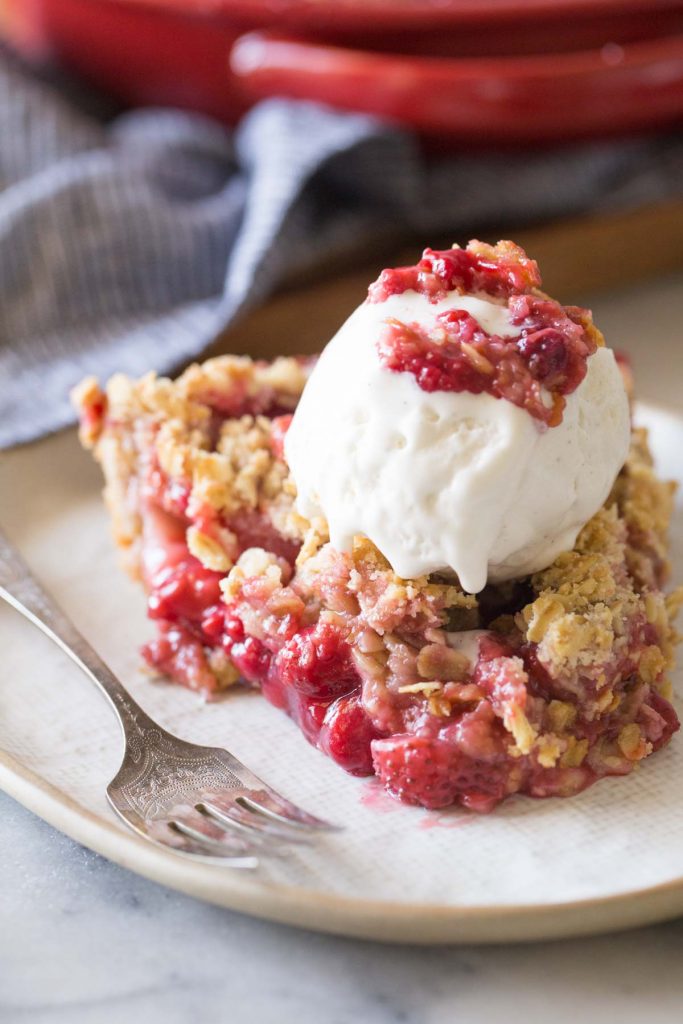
[[74, 242, 682, 812]]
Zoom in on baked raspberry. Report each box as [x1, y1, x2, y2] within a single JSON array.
[[275, 623, 359, 700], [223, 612, 246, 644], [229, 634, 272, 686], [201, 605, 227, 642], [147, 561, 223, 625], [320, 694, 377, 775], [292, 697, 329, 746]]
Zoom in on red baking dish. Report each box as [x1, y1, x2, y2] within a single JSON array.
[[3, 0, 683, 143], [232, 30, 683, 144]]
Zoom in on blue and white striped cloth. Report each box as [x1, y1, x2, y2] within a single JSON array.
[[1, 46, 682, 448]]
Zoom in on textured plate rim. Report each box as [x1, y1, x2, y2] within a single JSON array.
[[5, 744, 683, 945]]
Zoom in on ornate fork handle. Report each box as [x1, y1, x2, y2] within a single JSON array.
[[0, 527, 154, 744]]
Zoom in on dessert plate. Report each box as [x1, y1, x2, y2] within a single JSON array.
[[0, 402, 681, 944]]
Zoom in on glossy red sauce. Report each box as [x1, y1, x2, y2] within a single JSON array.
[[370, 242, 600, 426]]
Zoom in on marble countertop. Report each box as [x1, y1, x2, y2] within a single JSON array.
[[2, 272, 683, 1024], [3, 791, 683, 1024]]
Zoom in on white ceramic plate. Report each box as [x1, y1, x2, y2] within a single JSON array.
[[0, 403, 681, 944]]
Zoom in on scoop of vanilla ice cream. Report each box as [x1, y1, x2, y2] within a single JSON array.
[[285, 289, 631, 594]]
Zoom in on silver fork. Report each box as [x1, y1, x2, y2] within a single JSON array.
[[0, 528, 337, 868]]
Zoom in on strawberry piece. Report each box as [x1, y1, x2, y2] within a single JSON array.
[[372, 735, 458, 809]]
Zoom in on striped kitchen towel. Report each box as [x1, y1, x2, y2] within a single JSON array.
[[1, 45, 682, 448]]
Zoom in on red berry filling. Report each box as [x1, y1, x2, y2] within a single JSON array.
[[220, 615, 375, 771], [374, 258, 599, 426], [226, 508, 301, 566], [320, 694, 379, 776], [369, 240, 541, 304], [274, 624, 358, 700], [98, 329, 677, 815], [148, 560, 223, 624], [142, 622, 217, 695], [371, 727, 512, 812], [229, 634, 273, 686], [140, 497, 679, 808]]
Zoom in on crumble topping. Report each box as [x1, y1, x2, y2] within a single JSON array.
[[74, 352, 682, 811], [73, 355, 308, 571]]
